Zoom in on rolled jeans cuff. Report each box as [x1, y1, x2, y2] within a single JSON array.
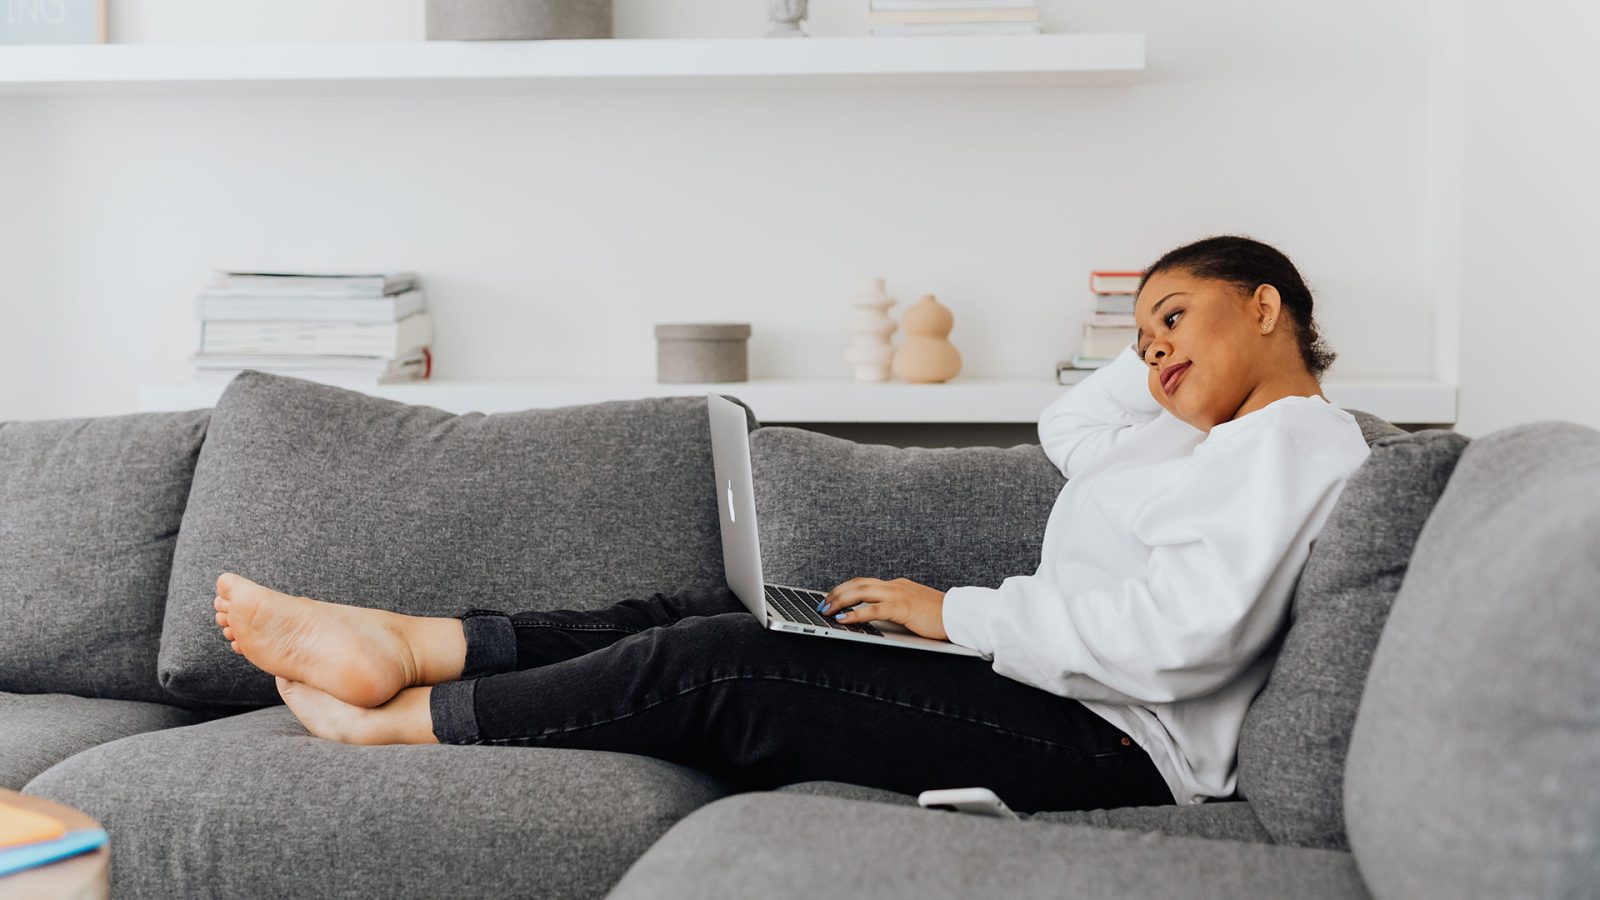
[[430, 679, 481, 744], [458, 609, 517, 679], [428, 610, 514, 744]]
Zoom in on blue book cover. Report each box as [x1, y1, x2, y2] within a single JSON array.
[[0, 828, 108, 877]]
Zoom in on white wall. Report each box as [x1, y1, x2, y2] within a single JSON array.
[[1455, 1, 1600, 436], [3, 1, 1446, 423]]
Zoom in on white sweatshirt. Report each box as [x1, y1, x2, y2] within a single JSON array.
[[941, 344, 1371, 805]]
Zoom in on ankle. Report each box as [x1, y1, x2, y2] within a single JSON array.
[[400, 615, 467, 686]]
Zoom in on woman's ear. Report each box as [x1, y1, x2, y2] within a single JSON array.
[[1253, 284, 1283, 332]]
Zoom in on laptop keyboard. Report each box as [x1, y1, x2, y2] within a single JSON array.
[[765, 584, 884, 637]]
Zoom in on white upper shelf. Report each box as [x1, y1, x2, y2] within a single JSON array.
[[0, 34, 1145, 94]]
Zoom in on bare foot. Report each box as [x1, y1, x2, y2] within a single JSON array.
[[214, 572, 419, 709], [276, 676, 438, 745], [276, 676, 375, 744]]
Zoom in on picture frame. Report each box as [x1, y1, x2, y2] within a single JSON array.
[[1, 0, 107, 45]]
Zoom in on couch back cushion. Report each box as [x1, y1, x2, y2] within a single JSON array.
[[749, 427, 1063, 592], [1344, 422, 1600, 898], [1237, 428, 1470, 849], [0, 411, 210, 703], [1346, 408, 1405, 444], [159, 373, 755, 706]]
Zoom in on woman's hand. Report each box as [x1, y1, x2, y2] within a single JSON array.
[[818, 577, 949, 641]]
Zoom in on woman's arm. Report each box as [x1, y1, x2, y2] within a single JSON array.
[[942, 422, 1365, 705], [1040, 344, 1198, 479]]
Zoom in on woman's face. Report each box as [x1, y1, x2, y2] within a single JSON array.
[[1132, 269, 1285, 432]]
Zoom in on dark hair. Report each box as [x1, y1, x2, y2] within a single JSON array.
[[1138, 235, 1337, 379]]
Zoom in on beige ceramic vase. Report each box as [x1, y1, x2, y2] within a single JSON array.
[[891, 293, 962, 383]]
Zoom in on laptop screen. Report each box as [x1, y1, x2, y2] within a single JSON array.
[[706, 394, 768, 621]]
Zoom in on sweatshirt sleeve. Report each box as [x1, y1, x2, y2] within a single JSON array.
[[1040, 343, 1195, 479], [944, 419, 1361, 706]]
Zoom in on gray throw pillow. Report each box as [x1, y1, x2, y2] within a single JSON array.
[[1237, 428, 1469, 849], [1344, 421, 1600, 899], [0, 411, 210, 704], [749, 427, 1063, 593], [1347, 408, 1405, 445], [159, 372, 756, 706]]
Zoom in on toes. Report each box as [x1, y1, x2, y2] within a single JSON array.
[[213, 595, 229, 612], [230, 640, 241, 654], [214, 611, 227, 627], [223, 626, 235, 642], [217, 572, 237, 597]]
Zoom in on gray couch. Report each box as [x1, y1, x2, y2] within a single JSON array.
[[3, 372, 1595, 899]]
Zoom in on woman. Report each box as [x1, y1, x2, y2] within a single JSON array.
[[212, 234, 1370, 812]]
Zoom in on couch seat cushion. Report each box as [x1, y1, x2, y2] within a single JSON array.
[[0, 692, 205, 790], [24, 704, 732, 900], [0, 410, 210, 704], [1238, 429, 1470, 848], [605, 793, 1367, 900], [749, 427, 1063, 592], [1344, 421, 1600, 900], [160, 373, 757, 706]]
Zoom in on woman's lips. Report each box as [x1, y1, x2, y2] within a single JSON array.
[[1162, 363, 1190, 395]]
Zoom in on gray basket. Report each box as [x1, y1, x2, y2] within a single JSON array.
[[655, 323, 752, 384], [426, 0, 613, 40]]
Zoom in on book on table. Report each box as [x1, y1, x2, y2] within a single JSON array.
[[0, 799, 107, 878], [199, 312, 433, 358], [0, 801, 64, 849], [1089, 270, 1143, 294], [0, 830, 109, 877], [871, 21, 1041, 35], [1081, 323, 1136, 359], [869, 8, 1040, 24], [870, 0, 1037, 8], [190, 347, 433, 385], [196, 288, 427, 323], [1092, 294, 1136, 315], [1055, 361, 1095, 385], [1069, 352, 1114, 369], [1091, 311, 1136, 327], [208, 270, 418, 297]]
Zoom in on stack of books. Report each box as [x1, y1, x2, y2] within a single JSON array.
[[1056, 270, 1141, 385], [191, 271, 433, 385], [868, 0, 1042, 37], [0, 799, 108, 878]]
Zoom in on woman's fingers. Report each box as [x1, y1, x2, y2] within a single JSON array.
[[838, 598, 902, 625], [819, 578, 884, 615], [833, 600, 875, 623]]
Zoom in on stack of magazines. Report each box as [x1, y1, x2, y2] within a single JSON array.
[[868, 0, 1042, 37], [191, 271, 433, 385], [0, 798, 108, 878], [1056, 270, 1140, 384]]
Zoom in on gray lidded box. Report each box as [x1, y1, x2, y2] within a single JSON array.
[[655, 323, 752, 384], [426, 0, 613, 40]]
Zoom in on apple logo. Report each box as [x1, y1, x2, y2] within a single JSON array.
[[727, 480, 736, 522]]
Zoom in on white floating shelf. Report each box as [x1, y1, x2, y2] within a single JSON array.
[[0, 34, 1145, 94], [136, 376, 1458, 426]]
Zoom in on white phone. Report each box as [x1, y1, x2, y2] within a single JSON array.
[[916, 787, 1020, 820]]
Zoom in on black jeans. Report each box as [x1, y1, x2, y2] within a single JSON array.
[[427, 586, 1173, 814]]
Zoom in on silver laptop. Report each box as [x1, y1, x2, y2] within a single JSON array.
[[707, 393, 983, 657]]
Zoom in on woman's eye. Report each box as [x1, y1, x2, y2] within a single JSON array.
[[1164, 310, 1182, 328]]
